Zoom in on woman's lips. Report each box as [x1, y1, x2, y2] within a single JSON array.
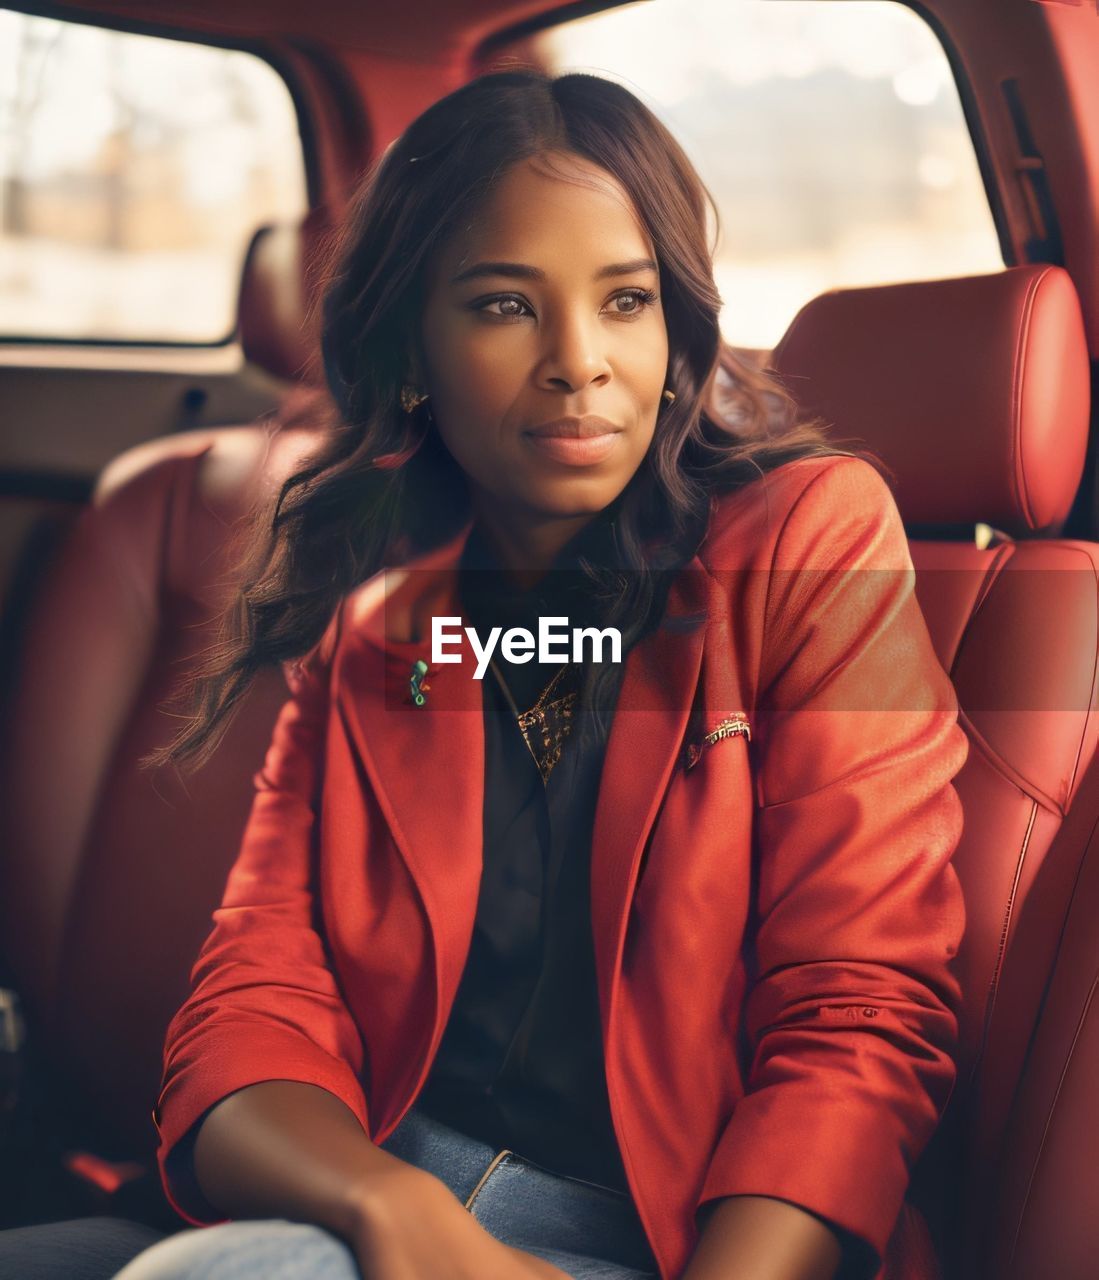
[[523, 430, 622, 467], [523, 413, 623, 467]]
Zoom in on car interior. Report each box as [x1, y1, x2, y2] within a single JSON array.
[[1, 2, 1098, 1278]]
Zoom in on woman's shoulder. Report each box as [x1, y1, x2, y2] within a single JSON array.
[[699, 451, 901, 573]]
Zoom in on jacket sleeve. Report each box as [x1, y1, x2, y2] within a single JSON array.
[[154, 602, 370, 1224], [694, 456, 969, 1274]]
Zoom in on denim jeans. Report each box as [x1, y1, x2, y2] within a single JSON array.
[[0, 1216, 164, 1280], [107, 1104, 661, 1280]]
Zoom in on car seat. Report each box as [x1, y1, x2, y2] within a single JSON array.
[[0, 216, 330, 1226], [770, 263, 1096, 1279]]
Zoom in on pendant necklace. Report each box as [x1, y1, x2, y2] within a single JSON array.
[[488, 659, 579, 784]]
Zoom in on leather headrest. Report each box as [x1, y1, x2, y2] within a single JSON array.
[[770, 265, 1090, 534], [237, 210, 329, 384]]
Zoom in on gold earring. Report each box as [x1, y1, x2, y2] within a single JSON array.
[[662, 387, 676, 404], [400, 385, 429, 413]]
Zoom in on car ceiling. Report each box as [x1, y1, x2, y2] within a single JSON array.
[[23, 0, 586, 59]]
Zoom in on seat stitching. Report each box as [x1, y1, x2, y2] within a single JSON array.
[[969, 799, 1037, 1090], [1008, 268, 1051, 532], [1006, 974, 1099, 1272]]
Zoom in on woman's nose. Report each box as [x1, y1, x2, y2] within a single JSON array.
[[536, 310, 612, 393]]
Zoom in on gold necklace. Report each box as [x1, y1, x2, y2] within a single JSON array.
[[490, 661, 579, 784]]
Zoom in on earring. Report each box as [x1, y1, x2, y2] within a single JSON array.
[[400, 384, 429, 413], [662, 387, 676, 405]]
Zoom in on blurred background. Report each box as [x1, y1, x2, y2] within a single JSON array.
[[0, 0, 1001, 351]]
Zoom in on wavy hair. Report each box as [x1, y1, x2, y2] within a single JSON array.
[[150, 68, 868, 770]]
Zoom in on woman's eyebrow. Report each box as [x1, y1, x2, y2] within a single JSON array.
[[450, 257, 658, 284]]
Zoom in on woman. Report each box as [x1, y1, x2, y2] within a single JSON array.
[[103, 68, 968, 1280]]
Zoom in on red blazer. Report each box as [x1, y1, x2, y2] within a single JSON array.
[[156, 455, 968, 1280]]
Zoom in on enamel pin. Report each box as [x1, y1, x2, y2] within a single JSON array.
[[409, 659, 431, 706]]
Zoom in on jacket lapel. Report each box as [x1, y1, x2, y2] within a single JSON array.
[[338, 533, 711, 1048], [589, 561, 709, 1030], [337, 528, 485, 1048]]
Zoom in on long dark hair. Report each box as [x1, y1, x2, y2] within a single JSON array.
[[150, 69, 866, 771]]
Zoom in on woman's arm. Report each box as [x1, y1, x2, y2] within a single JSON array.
[[155, 604, 374, 1223], [155, 613, 570, 1280], [691, 457, 969, 1276], [190, 1081, 398, 1238], [189, 1080, 571, 1280], [683, 1196, 842, 1280]]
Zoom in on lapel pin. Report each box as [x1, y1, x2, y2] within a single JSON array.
[[409, 659, 431, 706]]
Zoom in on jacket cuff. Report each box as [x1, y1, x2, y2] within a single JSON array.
[[694, 1088, 914, 1275], [155, 1022, 370, 1225]]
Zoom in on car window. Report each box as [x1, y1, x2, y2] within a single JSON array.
[[0, 10, 307, 344], [527, 0, 1002, 349]]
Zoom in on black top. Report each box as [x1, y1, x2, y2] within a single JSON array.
[[414, 509, 634, 1193]]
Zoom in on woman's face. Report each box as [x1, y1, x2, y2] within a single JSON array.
[[417, 151, 669, 537]]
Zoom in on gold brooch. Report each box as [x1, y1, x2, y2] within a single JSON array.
[[683, 713, 751, 771]]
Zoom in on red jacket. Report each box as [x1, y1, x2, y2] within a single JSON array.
[[156, 455, 968, 1280]]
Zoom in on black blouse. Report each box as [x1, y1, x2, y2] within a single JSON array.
[[414, 509, 634, 1193]]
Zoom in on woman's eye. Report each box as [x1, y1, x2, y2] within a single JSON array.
[[477, 295, 531, 319], [607, 288, 659, 317]]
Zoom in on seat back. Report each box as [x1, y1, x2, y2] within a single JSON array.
[[988, 742, 1099, 1279], [238, 210, 329, 386], [0, 218, 329, 1162], [771, 264, 1095, 1278]]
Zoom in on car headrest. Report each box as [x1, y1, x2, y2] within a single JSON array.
[[237, 209, 330, 384], [770, 265, 1090, 535]]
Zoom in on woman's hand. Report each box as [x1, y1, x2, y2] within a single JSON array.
[[350, 1153, 574, 1280]]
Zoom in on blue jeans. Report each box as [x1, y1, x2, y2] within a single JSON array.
[[0, 1217, 164, 1279], [111, 1105, 660, 1279]]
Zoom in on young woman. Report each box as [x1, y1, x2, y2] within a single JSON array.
[[97, 68, 968, 1280]]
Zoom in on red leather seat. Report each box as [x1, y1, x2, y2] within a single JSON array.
[[771, 263, 1096, 1279], [0, 218, 329, 1187], [989, 742, 1099, 1280], [237, 213, 327, 388]]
